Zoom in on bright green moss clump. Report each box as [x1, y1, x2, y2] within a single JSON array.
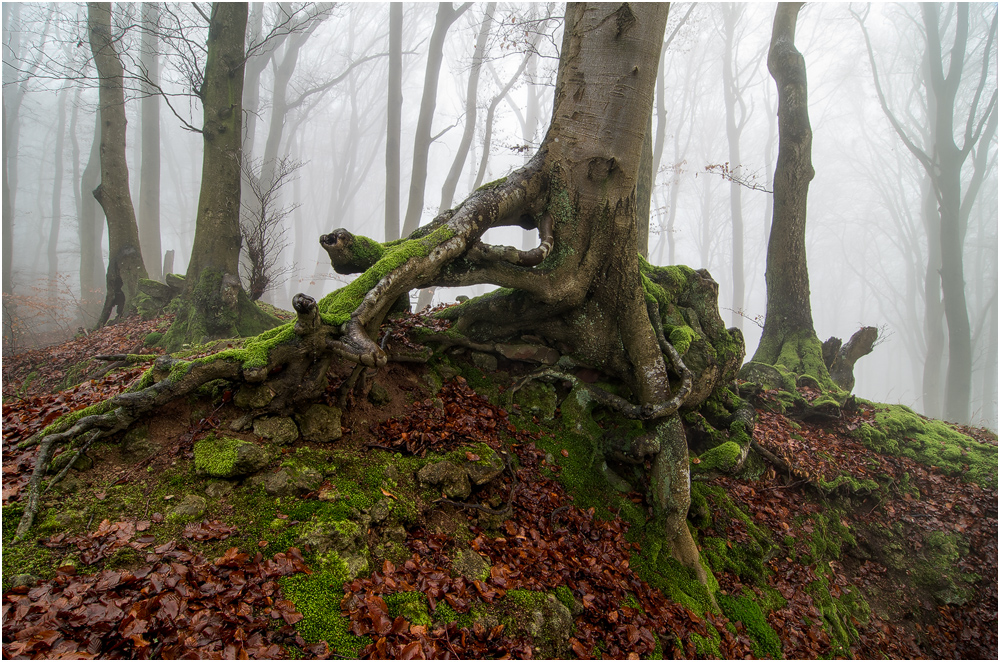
[[717, 592, 782, 659], [853, 403, 997, 488], [318, 226, 454, 326], [279, 571, 366, 657]]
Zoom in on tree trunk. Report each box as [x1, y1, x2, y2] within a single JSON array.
[[921, 176, 945, 419], [720, 4, 746, 329], [88, 1, 148, 326], [750, 3, 824, 380], [166, 2, 277, 349], [385, 2, 403, 241], [439, 3, 494, 213], [401, 2, 470, 236], [138, 2, 162, 282], [79, 105, 107, 323], [47, 86, 68, 285], [636, 114, 653, 259]]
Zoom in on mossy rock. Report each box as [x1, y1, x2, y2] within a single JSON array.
[[499, 589, 575, 658], [417, 460, 471, 499], [295, 404, 343, 443], [167, 494, 208, 523], [453, 546, 491, 582], [253, 416, 299, 445], [514, 381, 558, 421], [258, 465, 323, 497], [234, 383, 275, 409], [49, 451, 93, 474], [193, 436, 272, 478]]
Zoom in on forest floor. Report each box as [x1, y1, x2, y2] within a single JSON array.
[[2, 310, 997, 659]]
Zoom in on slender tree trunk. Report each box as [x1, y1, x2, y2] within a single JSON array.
[[79, 106, 106, 322], [401, 2, 470, 236], [751, 3, 822, 374], [720, 4, 746, 329], [138, 2, 162, 281], [2, 99, 12, 302], [385, 2, 403, 241], [439, 3, 494, 213], [48, 86, 68, 285], [88, 1, 148, 325], [921, 176, 945, 418]]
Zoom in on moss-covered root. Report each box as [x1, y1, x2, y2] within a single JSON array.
[[745, 328, 839, 393], [650, 416, 710, 588], [14, 297, 333, 540], [162, 268, 280, 352]]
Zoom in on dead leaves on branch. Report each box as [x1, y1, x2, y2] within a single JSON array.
[[2, 536, 312, 659]]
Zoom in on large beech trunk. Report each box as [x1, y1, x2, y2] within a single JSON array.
[[749, 3, 819, 369], [88, 2, 148, 326]]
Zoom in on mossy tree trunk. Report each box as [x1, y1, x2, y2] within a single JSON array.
[[26, 4, 748, 576], [748, 3, 828, 382], [164, 2, 278, 349], [88, 2, 148, 327]]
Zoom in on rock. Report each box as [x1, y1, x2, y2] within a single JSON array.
[[470, 351, 498, 373], [464, 448, 505, 486], [436, 362, 460, 381], [121, 425, 157, 462], [367, 382, 391, 406], [194, 437, 272, 478], [600, 461, 633, 493], [496, 343, 560, 365], [295, 404, 342, 443], [204, 480, 235, 499], [168, 494, 207, 522], [52, 474, 83, 495], [453, 546, 491, 582], [49, 451, 93, 474], [504, 592, 575, 659], [234, 383, 275, 409], [367, 499, 393, 524], [9, 574, 38, 588], [260, 465, 323, 497], [297, 518, 370, 580], [514, 381, 558, 421], [253, 416, 299, 445], [738, 361, 786, 391], [418, 461, 471, 499]]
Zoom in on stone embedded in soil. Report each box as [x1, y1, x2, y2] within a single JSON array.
[[463, 448, 505, 486], [256, 465, 323, 497], [470, 351, 498, 373], [194, 437, 271, 478], [49, 451, 93, 474], [367, 381, 391, 406], [294, 404, 342, 442], [418, 460, 472, 499], [204, 480, 235, 499], [453, 546, 491, 582], [253, 416, 299, 445], [168, 494, 208, 522], [234, 383, 275, 409]]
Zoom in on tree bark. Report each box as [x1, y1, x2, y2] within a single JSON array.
[[166, 2, 277, 348], [138, 2, 162, 282], [385, 2, 403, 241], [79, 104, 107, 322], [751, 3, 820, 373], [88, 1, 148, 326], [401, 2, 470, 236], [47, 86, 68, 285]]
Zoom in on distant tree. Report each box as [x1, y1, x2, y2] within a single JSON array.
[[239, 155, 300, 302], [853, 3, 998, 423], [138, 2, 162, 281], [88, 1, 148, 326], [385, 2, 403, 241]]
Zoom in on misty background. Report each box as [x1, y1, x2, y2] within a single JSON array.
[[2, 2, 996, 429]]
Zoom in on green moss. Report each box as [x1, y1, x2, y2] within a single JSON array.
[[318, 226, 455, 327], [39, 399, 116, 438], [668, 325, 698, 356], [385, 592, 433, 626], [193, 436, 247, 477], [853, 404, 997, 488], [694, 441, 742, 473], [279, 571, 366, 657], [554, 585, 576, 613], [476, 175, 508, 192], [717, 592, 782, 659]]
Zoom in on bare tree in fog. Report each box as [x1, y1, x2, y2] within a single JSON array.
[[138, 2, 162, 281], [855, 3, 998, 424]]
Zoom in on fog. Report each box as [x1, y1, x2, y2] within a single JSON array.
[[3, 2, 996, 428]]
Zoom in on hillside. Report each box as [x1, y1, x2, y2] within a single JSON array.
[[2, 311, 997, 659]]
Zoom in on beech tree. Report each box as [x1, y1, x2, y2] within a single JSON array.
[[88, 1, 148, 326], [17, 4, 752, 584]]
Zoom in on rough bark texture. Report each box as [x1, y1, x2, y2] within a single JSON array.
[[88, 1, 148, 326], [748, 3, 821, 378], [823, 326, 879, 393], [165, 2, 277, 349], [138, 2, 162, 282], [79, 111, 107, 322], [385, 3, 403, 241]]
